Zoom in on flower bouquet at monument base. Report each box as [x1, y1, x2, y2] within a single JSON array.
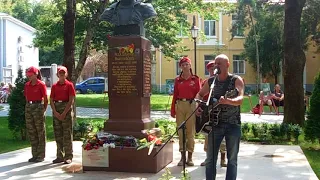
[[137, 127, 171, 155], [82, 131, 138, 151]]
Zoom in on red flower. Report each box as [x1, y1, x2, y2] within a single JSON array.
[[98, 140, 104, 145], [148, 135, 156, 142], [155, 139, 162, 145]]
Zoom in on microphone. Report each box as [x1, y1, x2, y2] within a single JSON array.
[[213, 67, 221, 75]]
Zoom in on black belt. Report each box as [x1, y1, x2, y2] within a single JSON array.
[[54, 100, 68, 103], [27, 101, 42, 104], [177, 98, 193, 102]]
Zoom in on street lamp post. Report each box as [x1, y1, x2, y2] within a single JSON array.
[[190, 15, 199, 75]]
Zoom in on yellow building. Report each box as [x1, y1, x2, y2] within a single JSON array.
[[152, 12, 320, 94]]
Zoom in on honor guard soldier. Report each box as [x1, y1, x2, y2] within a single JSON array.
[[170, 56, 201, 166], [24, 66, 48, 162], [50, 66, 76, 164]]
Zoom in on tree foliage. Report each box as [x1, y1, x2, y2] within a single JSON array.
[[242, 4, 284, 83], [2, 0, 233, 81], [8, 69, 28, 140], [301, 0, 320, 51], [305, 71, 320, 143]]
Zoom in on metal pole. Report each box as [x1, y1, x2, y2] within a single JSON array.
[[194, 38, 197, 75], [159, 47, 162, 93], [247, 5, 260, 92]]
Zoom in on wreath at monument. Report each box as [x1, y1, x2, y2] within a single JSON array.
[[82, 128, 166, 154], [82, 132, 138, 151]]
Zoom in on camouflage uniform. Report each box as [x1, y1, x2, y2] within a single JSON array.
[[53, 102, 73, 160], [25, 103, 46, 160]]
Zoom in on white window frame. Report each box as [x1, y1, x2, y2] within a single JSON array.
[[177, 15, 188, 37], [204, 20, 216, 37], [233, 55, 245, 74], [204, 55, 215, 76], [176, 61, 181, 76]]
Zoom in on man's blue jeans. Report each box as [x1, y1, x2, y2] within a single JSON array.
[[205, 122, 241, 180]]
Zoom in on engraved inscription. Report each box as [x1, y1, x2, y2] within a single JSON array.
[[143, 53, 152, 96], [111, 52, 137, 96]]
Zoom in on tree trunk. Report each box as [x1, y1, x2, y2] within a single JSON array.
[[274, 74, 278, 85], [63, 0, 76, 119], [63, 0, 76, 82], [73, 0, 108, 84], [283, 0, 306, 126]]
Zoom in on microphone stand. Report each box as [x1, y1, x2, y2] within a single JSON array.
[[206, 74, 218, 180], [154, 104, 201, 178]]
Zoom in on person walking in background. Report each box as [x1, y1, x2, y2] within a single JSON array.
[[50, 66, 76, 164], [200, 60, 227, 167], [171, 56, 201, 166], [24, 66, 48, 162]]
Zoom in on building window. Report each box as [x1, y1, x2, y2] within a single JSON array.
[[204, 55, 216, 76], [232, 15, 244, 37], [177, 15, 188, 37], [204, 20, 216, 37], [176, 61, 181, 75], [233, 55, 245, 74]]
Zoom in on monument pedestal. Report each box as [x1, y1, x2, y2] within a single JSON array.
[[83, 142, 173, 173], [100, 36, 172, 173]]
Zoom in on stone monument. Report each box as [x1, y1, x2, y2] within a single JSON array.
[[83, 0, 173, 173]]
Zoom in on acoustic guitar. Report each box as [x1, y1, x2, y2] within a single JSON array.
[[195, 89, 239, 135]]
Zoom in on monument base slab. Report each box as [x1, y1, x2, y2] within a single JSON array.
[[82, 142, 173, 173]]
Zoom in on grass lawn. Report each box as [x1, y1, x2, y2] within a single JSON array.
[[299, 134, 320, 178], [76, 94, 261, 113], [0, 117, 105, 154]]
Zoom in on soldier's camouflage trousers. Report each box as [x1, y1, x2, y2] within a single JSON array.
[[53, 102, 73, 160], [25, 103, 46, 159]]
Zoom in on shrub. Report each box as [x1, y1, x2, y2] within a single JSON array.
[[270, 124, 281, 139], [241, 122, 250, 140], [7, 69, 28, 140], [305, 72, 320, 143]]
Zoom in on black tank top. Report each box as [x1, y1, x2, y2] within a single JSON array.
[[207, 74, 241, 124]]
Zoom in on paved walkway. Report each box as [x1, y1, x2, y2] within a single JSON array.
[[0, 141, 317, 180], [0, 103, 284, 123]]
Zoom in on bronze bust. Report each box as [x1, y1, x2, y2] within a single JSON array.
[[100, 0, 157, 36]]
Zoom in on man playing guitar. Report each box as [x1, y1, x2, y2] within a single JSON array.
[[199, 60, 227, 168], [195, 54, 244, 180]]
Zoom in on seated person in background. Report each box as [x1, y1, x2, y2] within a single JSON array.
[[272, 84, 284, 112], [0, 83, 13, 103], [259, 91, 273, 112]]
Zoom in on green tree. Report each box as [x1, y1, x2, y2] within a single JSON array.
[[35, 0, 233, 82], [242, 4, 284, 84], [304, 72, 320, 143], [8, 69, 28, 140], [301, 0, 320, 51]]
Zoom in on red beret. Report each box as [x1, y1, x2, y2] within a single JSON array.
[[26, 66, 39, 76], [179, 57, 191, 66], [206, 61, 215, 70], [58, 66, 68, 74]]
